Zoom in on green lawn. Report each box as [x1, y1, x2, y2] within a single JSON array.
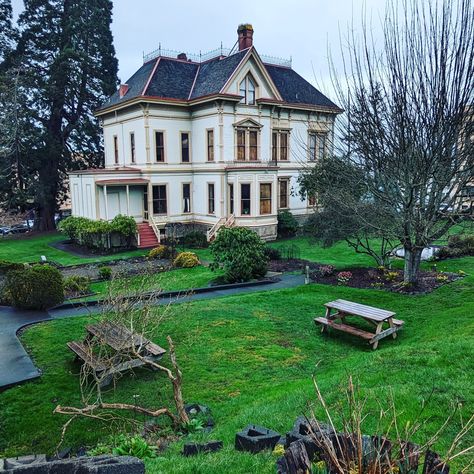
[[0, 243, 473, 472], [0, 232, 147, 266]]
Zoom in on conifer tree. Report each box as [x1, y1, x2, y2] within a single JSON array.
[[15, 0, 118, 230]]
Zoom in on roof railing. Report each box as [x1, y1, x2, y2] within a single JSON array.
[[143, 44, 292, 68]]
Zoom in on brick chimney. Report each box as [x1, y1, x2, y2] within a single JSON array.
[[177, 52, 187, 61], [237, 24, 254, 51], [119, 84, 129, 98]]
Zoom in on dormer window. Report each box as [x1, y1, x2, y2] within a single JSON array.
[[239, 75, 256, 105]]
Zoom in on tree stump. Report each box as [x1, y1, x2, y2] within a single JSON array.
[[422, 450, 450, 474], [276, 440, 312, 474]]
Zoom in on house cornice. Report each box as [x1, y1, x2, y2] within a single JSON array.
[[256, 98, 344, 114]]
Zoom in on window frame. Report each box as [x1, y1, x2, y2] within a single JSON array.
[[278, 178, 290, 209], [182, 182, 191, 214], [249, 130, 258, 161], [130, 132, 135, 163], [240, 183, 251, 216], [259, 183, 272, 215], [236, 129, 246, 161], [180, 131, 191, 163], [308, 132, 327, 161], [207, 182, 216, 215], [206, 129, 215, 162], [239, 74, 257, 105], [154, 130, 166, 163], [152, 184, 168, 215], [113, 135, 119, 165]]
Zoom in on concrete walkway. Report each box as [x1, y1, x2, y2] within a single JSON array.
[[0, 274, 305, 389]]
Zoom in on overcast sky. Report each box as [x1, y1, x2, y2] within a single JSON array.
[[11, 0, 387, 101]]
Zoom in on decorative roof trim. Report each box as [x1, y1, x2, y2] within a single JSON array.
[[232, 117, 263, 128], [257, 98, 343, 114], [188, 63, 201, 100], [141, 57, 161, 96], [220, 47, 283, 101]]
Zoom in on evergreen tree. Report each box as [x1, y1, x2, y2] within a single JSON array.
[[15, 0, 118, 230], [0, 0, 14, 61]]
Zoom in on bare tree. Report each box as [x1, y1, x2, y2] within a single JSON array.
[[54, 273, 190, 446], [327, 0, 474, 283]]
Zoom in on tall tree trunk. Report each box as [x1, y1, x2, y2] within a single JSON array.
[[403, 247, 423, 284]]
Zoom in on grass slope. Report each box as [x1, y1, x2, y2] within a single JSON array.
[[0, 253, 472, 472]]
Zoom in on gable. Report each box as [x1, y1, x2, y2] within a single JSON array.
[[233, 117, 263, 128], [221, 51, 282, 101]]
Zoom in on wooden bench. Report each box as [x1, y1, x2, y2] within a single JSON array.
[[67, 341, 107, 372], [314, 300, 404, 350], [314, 317, 374, 340]]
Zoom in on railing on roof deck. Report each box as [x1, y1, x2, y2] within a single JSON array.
[[143, 45, 292, 68]]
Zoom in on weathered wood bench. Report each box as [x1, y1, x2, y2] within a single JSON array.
[[314, 299, 404, 350]]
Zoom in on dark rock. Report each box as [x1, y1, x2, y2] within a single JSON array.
[[422, 450, 450, 474], [3, 455, 47, 469], [276, 440, 312, 474], [235, 425, 281, 454], [182, 441, 223, 457], [0, 455, 144, 473], [75, 447, 87, 457], [286, 416, 335, 461]]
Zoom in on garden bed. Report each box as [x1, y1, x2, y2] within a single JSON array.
[[310, 266, 462, 294], [50, 239, 136, 258]]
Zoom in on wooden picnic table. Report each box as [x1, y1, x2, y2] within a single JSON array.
[[67, 321, 166, 387], [314, 299, 404, 350]]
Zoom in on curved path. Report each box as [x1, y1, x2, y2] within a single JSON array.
[[0, 274, 305, 390]]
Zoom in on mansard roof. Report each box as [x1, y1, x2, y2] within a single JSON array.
[[98, 47, 340, 113]]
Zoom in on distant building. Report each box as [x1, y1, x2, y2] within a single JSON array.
[[69, 25, 342, 246]]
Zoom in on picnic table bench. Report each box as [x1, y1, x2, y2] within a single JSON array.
[[314, 299, 404, 350], [67, 321, 166, 387]]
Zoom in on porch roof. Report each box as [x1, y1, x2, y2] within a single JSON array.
[[95, 178, 149, 186]]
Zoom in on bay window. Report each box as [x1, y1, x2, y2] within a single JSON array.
[[241, 183, 251, 215], [260, 183, 272, 215]]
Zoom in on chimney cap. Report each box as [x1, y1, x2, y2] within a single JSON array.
[[177, 52, 187, 60], [238, 23, 253, 32]]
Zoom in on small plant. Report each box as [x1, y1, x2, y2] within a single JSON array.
[[436, 274, 449, 283], [337, 271, 353, 285], [180, 417, 205, 434], [89, 434, 156, 459], [370, 281, 384, 289], [173, 252, 200, 268], [63, 275, 90, 295], [384, 271, 399, 282], [458, 270, 467, 276], [277, 210, 299, 238], [318, 265, 335, 277], [148, 245, 168, 259], [312, 460, 329, 474], [98, 266, 112, 280], [264, 246, 281, 261]]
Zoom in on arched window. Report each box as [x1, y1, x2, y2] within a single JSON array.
[[239, 75, 257, 105]]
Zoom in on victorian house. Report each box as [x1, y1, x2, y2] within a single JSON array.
[[69, 25, 342, 246]]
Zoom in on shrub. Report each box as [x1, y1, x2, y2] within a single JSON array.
[[58, 215, 137, 251], [148, 245, 168, 259], [277, 210, 298, 238], [182, 231, 208, 249], [6, 265, 64, 309], [210, 227, 268, 282], [384, 271, 399, 282], [98, 266, 112, 280], [336, 271, 353, 285], [318, 265, 335, 277], [0, 260, 25, 275], [434, 246, 464, 260], [89, 434, 156, 459], [264, 246, 281, 260], [63, 275, 91, 295], [173, 251, 200, 268]]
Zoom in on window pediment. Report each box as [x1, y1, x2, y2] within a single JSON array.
[[233, 118, 263, 129]]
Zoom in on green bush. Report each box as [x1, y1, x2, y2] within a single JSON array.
[[173, 251, 200, 268], [98, 266, 112, 280], [182, 231, 208, 249], [435, 234, 474, 260], [63, 275, 91, 295], [277, 210, 299, 238], [210, 227, 268, 282], [58, 215, 137, 251], [6, 265, 64, 309], [264, 246, 281, 260], [88, 434, 156, 459], [148, 245, 169, 259], [0, 260, 25, 275]]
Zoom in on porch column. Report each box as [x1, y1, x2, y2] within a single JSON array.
[[126, 185, 130, 217], [148, 182, 153, 221], [104, 185, 108, 221]]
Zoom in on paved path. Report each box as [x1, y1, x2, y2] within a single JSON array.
[[0, 274, 305, 389]]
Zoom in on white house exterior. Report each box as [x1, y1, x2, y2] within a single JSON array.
[[69, 25, 342, 245]]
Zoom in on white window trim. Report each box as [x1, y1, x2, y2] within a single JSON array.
[[153, 129, 167, 163]]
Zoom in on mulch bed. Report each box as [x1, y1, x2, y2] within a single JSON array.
[[310, 266, 461, 294], [50, 239, 135, 257]]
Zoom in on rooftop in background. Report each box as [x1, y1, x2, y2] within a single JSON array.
[[143, 45, 292, 68]]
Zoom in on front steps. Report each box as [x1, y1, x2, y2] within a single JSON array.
[[137, 223, 159, 248]]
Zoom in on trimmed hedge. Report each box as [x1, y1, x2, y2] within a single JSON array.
[[435, 234, 474, 260], [210, 227, 268, 282], [6, 265, 64, 309], [181, 231, 208, 249], [277, 210, 298, 238], [58, 215, 137, 251], [148, 245, 171, 259], [173, 252, 200, 268]]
